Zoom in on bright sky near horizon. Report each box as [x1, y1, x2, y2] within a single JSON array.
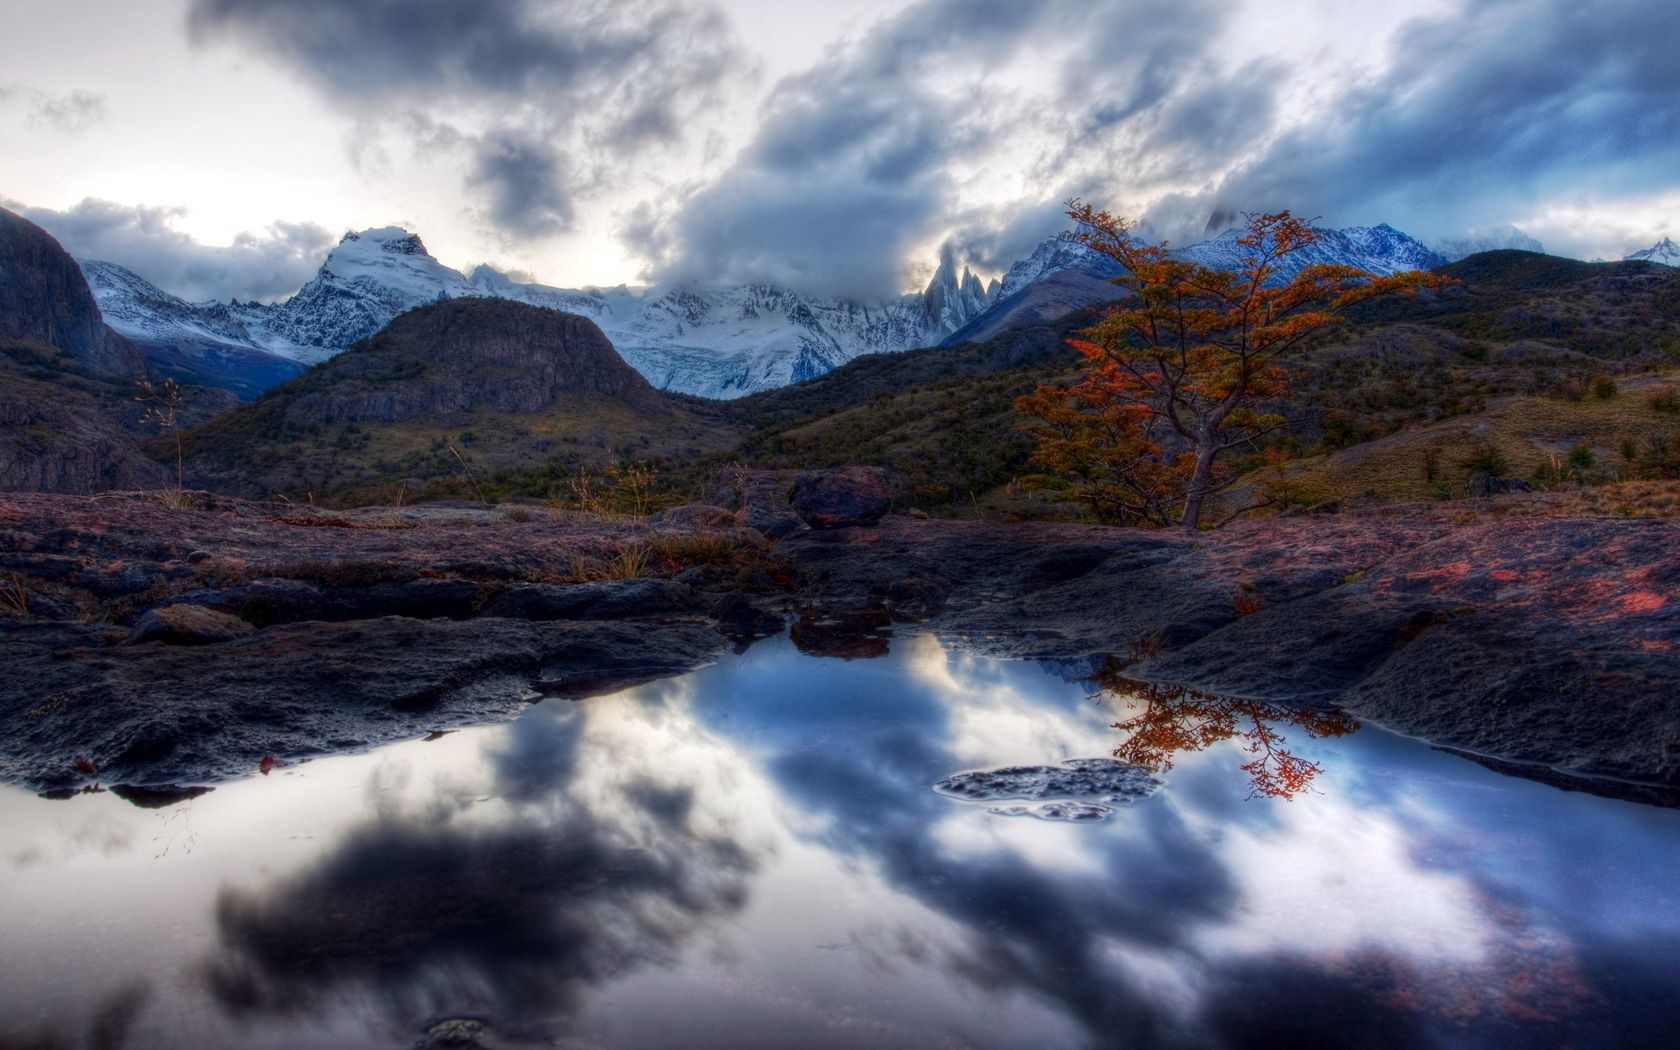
[[2, 0, 1676, 303]]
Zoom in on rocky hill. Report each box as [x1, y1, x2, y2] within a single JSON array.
[[180, 298, 743, 500], [1, 208, 142, 379], [0, 207, 233, 492]]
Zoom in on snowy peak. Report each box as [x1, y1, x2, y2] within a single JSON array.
[[1436, 225, 1545, 261], [998, 233, 1124, 299], [919, 245, 995, 334], [1626, 237, 1680, 267], [1175, 222, 1445, 280], [315, 226, 471, 300]]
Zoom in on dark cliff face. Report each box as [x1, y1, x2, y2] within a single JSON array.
[[0, 207, 141, 378], [0, 206, 171, 492], [286, 298, 659, 424]]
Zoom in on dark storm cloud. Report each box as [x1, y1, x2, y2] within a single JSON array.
[[653, 0, 1228, 298], [184, 0, 744, 240], [1155, 0, 1680, 244], [469, 132, 575, 238], [660, 0, 1680, 294], [4, 197, 334, 302]]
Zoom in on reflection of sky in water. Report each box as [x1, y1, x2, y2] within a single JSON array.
[[1, 633, 1678, 1048]]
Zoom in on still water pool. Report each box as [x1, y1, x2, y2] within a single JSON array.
[[2, 633, 1678, 1049]]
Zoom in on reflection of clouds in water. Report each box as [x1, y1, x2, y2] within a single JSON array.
[[9, 810, 137, 868], [1194, 790, 1493, 965], [700, 636, 1625, 1047], [5, 634, 1663, 1049], [205, 686, 776, 1040]]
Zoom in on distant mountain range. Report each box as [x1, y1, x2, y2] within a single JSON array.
[[90, 217, 1657, 402]]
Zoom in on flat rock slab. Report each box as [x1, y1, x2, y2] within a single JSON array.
[[0, 616, 727, 791], [781, 511, 1680, 795]]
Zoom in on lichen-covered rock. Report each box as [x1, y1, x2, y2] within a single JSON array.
[[789, 467, 891, 528]]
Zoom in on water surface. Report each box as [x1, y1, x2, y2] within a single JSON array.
[[3, 633, 1678, 1049]]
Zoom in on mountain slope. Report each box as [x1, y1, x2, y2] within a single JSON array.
[[1626, 237, 1680, 267], [80, 260, 306, 398], [83, 228, 998, 400], [180, 298, 743, 500], [1175, 222, 1446, 277], [1436, 225, 1545, 261], [947, 222, 1448, 351], [1, 209, 142, 379], [0, 207, 179, 492]]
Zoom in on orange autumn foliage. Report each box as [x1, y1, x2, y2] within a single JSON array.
[[1017, 203, 1450, 528], [1092, 666, 1360, 800]]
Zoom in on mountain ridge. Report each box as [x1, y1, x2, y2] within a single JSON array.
[[84, 217, 1451, 400]]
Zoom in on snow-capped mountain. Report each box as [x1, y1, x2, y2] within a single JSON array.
[[996, 233, 1124, 299], [1175, 223, 1446, 278], [81, 260, 269, 350], [1435, 225, 1545, 261], [82, 217, 1446, 401], [82, 226, 997, 399], [1625, 237, 1680, 267], [948, 221, 1447, 348]]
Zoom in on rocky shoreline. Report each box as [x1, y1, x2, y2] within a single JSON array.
[[1, 483, 1675, 806]]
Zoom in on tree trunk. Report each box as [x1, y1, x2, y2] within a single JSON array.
[[1178, 437, 1219, 529]]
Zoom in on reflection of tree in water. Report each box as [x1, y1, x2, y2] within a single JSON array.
[[1090, 662, 1360, 799]]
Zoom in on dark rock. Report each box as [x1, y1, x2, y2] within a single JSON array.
[[789, 608, 892, 660], [713, 593, 784, 645], [22, 593, 80, 620], [735, 503, 806, 540], [482, 579, 702, 621], [1, 616, 727, 789], [127, 604, 256, 645], [789, 467, 892, 528], [651, 504, 737, 529], [1467, 473, 1533, 496], [880, 577, 947, 621], [108, 784, 214, 809], [0, 207, 141, 378]]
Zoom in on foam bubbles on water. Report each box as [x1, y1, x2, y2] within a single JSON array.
[[933, 758, 1161, 821]]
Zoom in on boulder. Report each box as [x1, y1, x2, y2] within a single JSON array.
[[127, 604, 255, 645], [789, 467, 891, 528], [736, 504, 806, 540]]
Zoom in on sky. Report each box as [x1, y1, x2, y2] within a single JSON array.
[[1, 0, 1677, 303]]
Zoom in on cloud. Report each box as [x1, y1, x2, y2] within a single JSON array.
[[652, 0, 1680, 294], [1, 83, 109, 134], [1148, 0, 1680, 245], [469, 132, 574, 237], [184, 0, 746, 241], [5, 197, 334, 302], [651, 0, 1230, 298]]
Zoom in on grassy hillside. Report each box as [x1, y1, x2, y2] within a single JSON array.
[[1257, 371, 1680, 504]]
